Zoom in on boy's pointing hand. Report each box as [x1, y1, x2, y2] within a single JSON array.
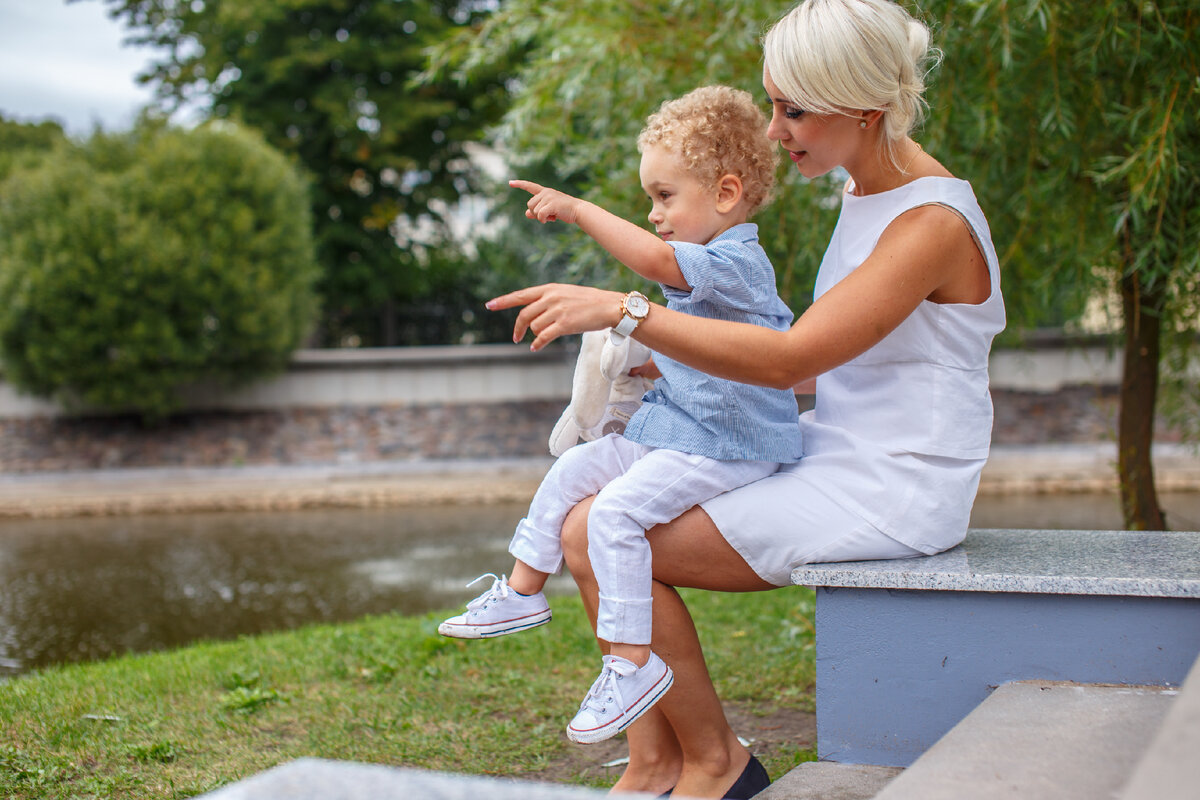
[[510, 179, 584, 225]]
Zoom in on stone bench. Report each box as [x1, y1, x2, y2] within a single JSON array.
[[789, 528, 1200, 768]]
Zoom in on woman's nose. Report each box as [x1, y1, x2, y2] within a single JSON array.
[[766, 115, 786, 141]]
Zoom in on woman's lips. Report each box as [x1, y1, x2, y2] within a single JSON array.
[[789, 150, 804, 163]]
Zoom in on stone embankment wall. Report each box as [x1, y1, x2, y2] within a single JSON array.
[[0, 340, 1185, 475]]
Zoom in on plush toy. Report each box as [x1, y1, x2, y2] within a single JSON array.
[[548, 329, 654, 457]]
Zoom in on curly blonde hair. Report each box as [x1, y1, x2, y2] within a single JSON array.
[[637, 85, 776, 217]]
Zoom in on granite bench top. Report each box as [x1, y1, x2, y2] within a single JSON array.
[[791, 528, 1200, 599]]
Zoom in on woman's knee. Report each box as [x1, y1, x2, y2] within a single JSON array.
[[561, 496, 595, 572]]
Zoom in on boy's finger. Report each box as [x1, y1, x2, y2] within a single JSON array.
[[509, 179, 544, 195]]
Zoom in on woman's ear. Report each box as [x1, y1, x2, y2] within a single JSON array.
[[860, 110, 885, 129], [715, 174, 744, 214]]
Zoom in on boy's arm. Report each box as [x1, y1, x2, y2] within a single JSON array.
[[511, 179, 689, 290]]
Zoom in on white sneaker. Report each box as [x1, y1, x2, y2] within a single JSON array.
[[437, 573, 552, 639], [566, 652, 674, 744]]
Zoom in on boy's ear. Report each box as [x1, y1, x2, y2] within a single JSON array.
[[715, 174, 744, 214]]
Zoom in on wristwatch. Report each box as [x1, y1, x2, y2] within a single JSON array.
[[614, 291, 650, 337]]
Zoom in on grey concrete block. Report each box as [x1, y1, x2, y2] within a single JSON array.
[[756, 761, 902, 800], [1120, 654, 1200, 800], [873, 681, 1176, 800], [197, 758, 653, 800]]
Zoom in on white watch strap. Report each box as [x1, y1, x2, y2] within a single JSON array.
[[614, 314, 638, 337]]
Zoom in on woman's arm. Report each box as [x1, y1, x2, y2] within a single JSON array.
[[490, 205, 987, 388], [510, 180, 688, 289]]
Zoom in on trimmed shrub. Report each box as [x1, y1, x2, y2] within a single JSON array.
[[0, 122, 319, 419]]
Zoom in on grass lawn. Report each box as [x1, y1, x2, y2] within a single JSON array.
[[0, 587, 817, 799]]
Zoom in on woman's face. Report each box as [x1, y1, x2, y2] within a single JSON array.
[[763, 66, 864, 180]]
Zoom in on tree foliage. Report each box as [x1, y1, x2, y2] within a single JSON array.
[[94, 0, 512, 345], [921, 0, 1198, 527], [0, 122, 319, 420], [425, 0, 831, 309], [435, 0, 1197, 528], [0, 116, 68, 183]]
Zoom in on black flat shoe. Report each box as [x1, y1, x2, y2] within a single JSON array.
[[723, 754, 771, 799]]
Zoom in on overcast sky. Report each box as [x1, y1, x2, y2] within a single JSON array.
[[0, 0, 159, 136]]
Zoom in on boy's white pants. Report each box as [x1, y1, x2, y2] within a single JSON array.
[[508, 434, 778, 645]]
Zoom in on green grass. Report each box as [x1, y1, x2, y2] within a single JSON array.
[[0, 588, 817, 799]]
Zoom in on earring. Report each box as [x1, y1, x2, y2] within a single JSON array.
[[859, 121, 867, 129]]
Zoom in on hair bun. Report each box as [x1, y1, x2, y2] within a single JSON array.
[[906, 18, 931, 65]]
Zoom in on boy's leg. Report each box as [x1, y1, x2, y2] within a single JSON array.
[[507, 434, 650, 577], [439, 435, 650, 640], [588, 453, 777, 647], [507, 559, 550, 596], [566, 454, 775, 743]]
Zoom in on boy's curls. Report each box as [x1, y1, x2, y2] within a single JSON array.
[[637, 85, 777, 217]]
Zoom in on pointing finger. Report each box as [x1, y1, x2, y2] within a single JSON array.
[[509, 179, 544, 196]]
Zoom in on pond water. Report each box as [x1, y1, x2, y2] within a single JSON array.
[[2, 493, 1199, 677]]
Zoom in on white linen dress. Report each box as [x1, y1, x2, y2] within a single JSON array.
[[702, 177, 1007, 586]]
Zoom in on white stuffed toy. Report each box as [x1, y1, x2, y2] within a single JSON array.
[[548, 329, 654, 457]]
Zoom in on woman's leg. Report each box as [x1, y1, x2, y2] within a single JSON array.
[[563, 498, 682, 794], [562, 498, 775, 798]]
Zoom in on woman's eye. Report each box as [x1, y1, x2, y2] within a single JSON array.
[[784, 107, 804, 119]]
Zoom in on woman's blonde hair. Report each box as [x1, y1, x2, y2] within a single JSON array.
[[763, 0, 940, 170], [637, 85, 776, 217]]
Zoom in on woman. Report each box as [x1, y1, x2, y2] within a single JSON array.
[[491, 0, 1005, 796]]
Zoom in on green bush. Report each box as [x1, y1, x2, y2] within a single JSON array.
[[0, 121, 319, 419]]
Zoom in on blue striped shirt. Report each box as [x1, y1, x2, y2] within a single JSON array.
[[622, 223, 804, 463]]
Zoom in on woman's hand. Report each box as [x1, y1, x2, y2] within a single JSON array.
[[510, 179, 585, 225], [487, 283, 625, 351]]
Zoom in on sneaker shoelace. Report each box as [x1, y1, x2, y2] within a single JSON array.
[[463, 572, 509, 614], [579, 658, 636, 716]]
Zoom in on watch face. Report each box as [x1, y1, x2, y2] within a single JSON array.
[[626, 293, 650, 317]]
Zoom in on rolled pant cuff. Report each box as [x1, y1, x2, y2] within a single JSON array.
[[596, 594, 653, 645], [508, 518, 564, 575]]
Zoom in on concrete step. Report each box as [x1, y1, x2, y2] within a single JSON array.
[[757, 762, 902, 800], [871, 680, 1175, 800], [1118, 653, 1200, 800]]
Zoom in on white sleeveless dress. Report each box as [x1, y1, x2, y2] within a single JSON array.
[[701, 176, 1007, 586]]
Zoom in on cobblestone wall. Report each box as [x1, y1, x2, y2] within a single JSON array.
[[2, 385, 1184, 475]]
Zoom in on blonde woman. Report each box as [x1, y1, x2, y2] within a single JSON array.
[[490, 0, 1005, 796]]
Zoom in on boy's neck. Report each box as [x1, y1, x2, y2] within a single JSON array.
[[701, 215, 750, 245]]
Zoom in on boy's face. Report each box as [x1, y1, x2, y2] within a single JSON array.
[[639, 144, 727, 245]]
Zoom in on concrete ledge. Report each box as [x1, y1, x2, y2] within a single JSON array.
[[980, 443, 1200, 494], [757, 762, 902, 800], [1119, 652, 1200, 800], [197, 758, 640, 799], [0, 340, 1139, 418], [0, 459, 553, 518], [792, 528, 1200, 598], [873, 681, 1176, 800]]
